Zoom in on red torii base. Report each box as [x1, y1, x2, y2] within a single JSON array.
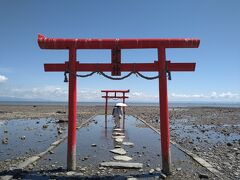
[[38, 34, 200, 174], [101, 89, 129, 115]]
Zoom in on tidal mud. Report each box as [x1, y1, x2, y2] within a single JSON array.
[[0, 104, 239, 179]]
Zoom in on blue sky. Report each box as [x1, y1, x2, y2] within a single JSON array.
[[0, 0, 239, 102]]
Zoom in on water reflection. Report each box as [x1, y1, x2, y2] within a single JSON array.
[[104, 115, 108, 138], [103, 114, 127, 147], [111, 115, 127, 148], [104, 115, 107, 129]]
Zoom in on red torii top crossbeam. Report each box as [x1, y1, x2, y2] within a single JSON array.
[[38, 35, 199, 49], [38, 34, 200, 174], [101, 90, 130, 115]]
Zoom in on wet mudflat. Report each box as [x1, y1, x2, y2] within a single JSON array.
[[170, 120, 240, 180], [171, 122, 240, 145], [21, 115, 215, 179], [130, 106, 240, 179], [1, 105, 236, 179], [0, 118, 67, 170]]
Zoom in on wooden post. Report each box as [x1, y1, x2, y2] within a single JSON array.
[[67, 48, 77, 171], [158, 48, 171, 174]]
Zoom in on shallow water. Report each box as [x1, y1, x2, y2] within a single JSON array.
[[34, 115, 209, 177], [0, 118, 66, 161]]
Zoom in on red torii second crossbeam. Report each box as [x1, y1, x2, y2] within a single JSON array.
[[38, 34, 200, 174], [101, 90, 129, 115]]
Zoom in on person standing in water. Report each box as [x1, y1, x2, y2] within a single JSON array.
[[112, 103, 126, 128]]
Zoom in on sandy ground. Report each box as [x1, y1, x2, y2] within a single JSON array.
[[0, 105, 103, 121], [0, 104, 239, 179]]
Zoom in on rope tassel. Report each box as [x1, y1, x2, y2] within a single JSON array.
[[64, 71, 69, 82]]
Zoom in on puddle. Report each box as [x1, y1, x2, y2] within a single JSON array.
[[0, 118, 67, 161], [33, 115, 210, 177]]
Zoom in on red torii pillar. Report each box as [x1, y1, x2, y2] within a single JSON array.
[[101, 90, 129, 115], [38, 34, 200, 173]]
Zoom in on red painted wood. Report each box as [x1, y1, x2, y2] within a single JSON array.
[[44, 62, 195, 72], [67, 48, 77, 171], [105, 92, 108, 115], [158, 48, 171, 174], [38, 34, 200, 49], [101, 90, 130, 93], [102, 96, 129, 98]]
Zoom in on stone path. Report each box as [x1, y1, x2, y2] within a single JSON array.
[[102, 125, 143, 169]]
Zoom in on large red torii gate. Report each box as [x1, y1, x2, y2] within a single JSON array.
[[38, 34, 200, 174], [101, 89, 129, 115]]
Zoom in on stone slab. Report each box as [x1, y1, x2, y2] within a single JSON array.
[[123, 142, 134, 146], [113, 128, 123, 132], [110, 148, 126, 155], [113, 155, 132, 161], [100, 162, 143, 169], [112, 132, 125, 136], [112, 135, 125, 139], [115, 138, 123, 143]]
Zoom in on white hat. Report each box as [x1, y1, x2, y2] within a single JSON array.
[[115, 102, 127, 107]]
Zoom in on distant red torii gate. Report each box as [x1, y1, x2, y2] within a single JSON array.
[[38, 34, 200, 174], [101, 89, 129, 115]]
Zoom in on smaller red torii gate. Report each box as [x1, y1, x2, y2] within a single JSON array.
[[101, 89, 129, 115]]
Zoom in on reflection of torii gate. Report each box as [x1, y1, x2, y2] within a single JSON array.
[[38, 34, 200, 174], [101, 89, 129, 115]]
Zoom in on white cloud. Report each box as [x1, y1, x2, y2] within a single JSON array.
[[0, 87, 158, 102], [0, 84, 239, 102], [77, 89, 99, 100], [0, 86, 100, 101], [0, 75, 8, 83], [169, 91, 240, 101], [218, 92, 240, 98], [8, 86, 68, 100], [170, 93, 207, 98], [129, 91, 158, 101]]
